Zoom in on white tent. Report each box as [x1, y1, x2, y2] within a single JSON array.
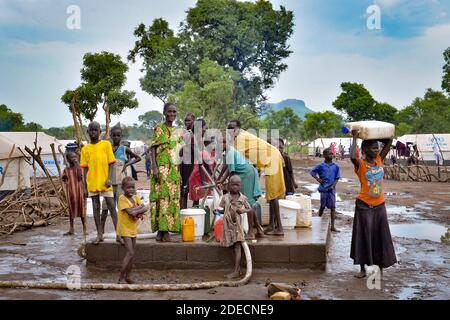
[[128, 140, 145, 155], [395, 133, 450, 163], [0, 132, 65, 178], [307, 137, 362, 156], [0, 135, 31, 191]]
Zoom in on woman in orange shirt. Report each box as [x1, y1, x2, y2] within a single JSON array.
[[350, 129, 397, 279]]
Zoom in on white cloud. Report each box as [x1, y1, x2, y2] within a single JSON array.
[[267, 23, 450, 111]]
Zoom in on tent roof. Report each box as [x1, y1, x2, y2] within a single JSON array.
[[0, 132, 62, 157], [0, 135, 23, 159]]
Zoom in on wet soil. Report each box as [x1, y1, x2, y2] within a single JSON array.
[[0, 158, 448, 300]]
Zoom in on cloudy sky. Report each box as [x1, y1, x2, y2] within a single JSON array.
[[0, 0, 449, 128]]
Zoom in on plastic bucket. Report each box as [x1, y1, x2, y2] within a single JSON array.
[[180, 209, 206, 240], [279, 199, 300, 230], [286, 193, 312, 228]]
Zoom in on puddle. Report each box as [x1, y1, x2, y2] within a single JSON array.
[[303, 183, 319, 192], [390, 222, 447, 242], [311, 192, 342, 202], [397, 286, 421, 300], [336, 201, 422, 219], [414, 201, 437, 211], [385, 192, 408, 196]]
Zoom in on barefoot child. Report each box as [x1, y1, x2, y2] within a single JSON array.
[[117, 177, 148, 284], [80, 121, 118, 244], [310, 148, 341, 232], [62, 151, 87, 236], [217, 175, 254, 279]]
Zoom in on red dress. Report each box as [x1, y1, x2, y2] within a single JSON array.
[[189, 150, 215, 201], [62, 166, 86, 219]]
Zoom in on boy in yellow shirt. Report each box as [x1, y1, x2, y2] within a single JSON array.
[[80, 122, 119, 244], [117, 177, 148, 284]]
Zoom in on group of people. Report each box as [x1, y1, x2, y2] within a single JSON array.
[[62, 102, 397, 283]]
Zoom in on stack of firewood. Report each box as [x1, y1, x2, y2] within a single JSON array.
[[0, 179, 67, 235]]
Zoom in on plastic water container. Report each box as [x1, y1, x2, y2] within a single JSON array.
[[180, 208, 206, 240], [214, 217, 223, 242], [182, 217, 195, 242], [279, 199, 300, 230], [343, 121, 395, 140], [136, 189, 150, 205], [286, 193, 312, 228], [257, 195, 271, 226], [241, 212, 249, 234]]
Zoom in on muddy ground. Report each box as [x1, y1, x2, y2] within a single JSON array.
[[0, 158, 448, 300]]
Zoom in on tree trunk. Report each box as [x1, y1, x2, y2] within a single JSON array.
[[70, 97, 83, 148], [104, 102, 111, 140]]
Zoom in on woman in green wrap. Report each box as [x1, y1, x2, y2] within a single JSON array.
[[150, 103, 182, 242]]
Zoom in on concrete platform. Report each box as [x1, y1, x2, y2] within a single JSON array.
[[86, 217, 330, 270]]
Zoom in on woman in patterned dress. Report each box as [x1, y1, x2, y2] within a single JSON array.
[[150, 103, 182, 242]]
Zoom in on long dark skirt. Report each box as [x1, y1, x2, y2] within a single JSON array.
[[350, 199, 397, 268]]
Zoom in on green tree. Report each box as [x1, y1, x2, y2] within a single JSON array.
[[333, 82, 397, 122], [138, 110, 163, 131], [129, 0, 294, 112], [442, 47, 450, 95], [62, 51, 138, 140], [45, 126, 75, 140], [0, 104, 26, 131], [395, 89, 450, 134], [0, 104, 44, 132], [168, 58, 240, 128], [263, 107, 303, 142], [303, 111, 343, 141]]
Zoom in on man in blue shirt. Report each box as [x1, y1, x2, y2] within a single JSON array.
[[310, 148, 341, 232]]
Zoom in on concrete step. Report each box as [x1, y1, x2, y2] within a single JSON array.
[[86, 217, 330, 270]]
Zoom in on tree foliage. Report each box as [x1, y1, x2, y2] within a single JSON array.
[[168, 58, 240, 128], [138, 110, 163, 131], [0, 104, 26, 131], [303, 111, 343, 140], [442, 47, 450, 95], [129, 0, 294, 112], [61, 51, 138, 139], [263, 107, 303, 141], [395, 89, 450, 135], [0, 104, 44, 132], [333, 82, 397, 123]]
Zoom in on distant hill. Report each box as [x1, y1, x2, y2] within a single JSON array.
[[262, 99, 313, 119]]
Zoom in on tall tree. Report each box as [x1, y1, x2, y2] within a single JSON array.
[[303, 111, 343, 141], [442, 47, 450, 95], [61, 51, 138, 141], [129, 0, 294, 112], [333, 82, 397, 123], [395, 89, 450, 134], [168, 58, 240, 128]]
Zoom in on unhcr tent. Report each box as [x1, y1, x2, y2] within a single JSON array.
[[0, 132, 65, 178], [0, 135, 31, 191], [395, 134, 450, 164]]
